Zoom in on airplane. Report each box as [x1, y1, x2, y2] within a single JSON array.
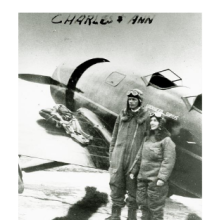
[[18, 57, 202, 199]]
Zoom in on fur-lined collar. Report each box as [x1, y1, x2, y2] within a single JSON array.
[[121, 107, 149, 124], [146, 127, 171, 142]]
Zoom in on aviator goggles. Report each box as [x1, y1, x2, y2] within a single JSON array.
[[127, 89, 143, 96], [149, 112, 164, 118]]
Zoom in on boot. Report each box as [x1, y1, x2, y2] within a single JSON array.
[[105, 205, 121, 220], [141, 208, 151, 220], [127, 208, 137, 220]]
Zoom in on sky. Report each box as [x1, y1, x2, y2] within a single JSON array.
[[18, 13, 202, 92]]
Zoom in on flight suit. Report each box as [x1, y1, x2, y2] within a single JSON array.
[[131, 134, 176, 220], [109, 107, 149, 210]]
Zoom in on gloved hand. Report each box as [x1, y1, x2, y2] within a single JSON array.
[[129, 173, 134, 179], [156, 179, 165, 186]]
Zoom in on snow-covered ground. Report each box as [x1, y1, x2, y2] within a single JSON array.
[[18, 162, 202, 220]]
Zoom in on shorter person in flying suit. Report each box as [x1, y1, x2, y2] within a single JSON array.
[[130, 112, 176, 220]]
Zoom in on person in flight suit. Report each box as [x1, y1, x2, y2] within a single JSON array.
[[106, 89, 150, 220], [130, 112, 176, 220]]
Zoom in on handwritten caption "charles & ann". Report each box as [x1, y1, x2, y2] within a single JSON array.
[[51, 14, 154, 26]]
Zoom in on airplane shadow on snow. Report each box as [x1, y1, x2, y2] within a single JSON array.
[[52, 186, 108, 220]]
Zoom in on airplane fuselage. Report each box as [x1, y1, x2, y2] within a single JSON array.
[[50, 61, 202, 198]]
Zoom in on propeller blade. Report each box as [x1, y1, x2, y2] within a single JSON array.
[[18, 74, 83, 93]]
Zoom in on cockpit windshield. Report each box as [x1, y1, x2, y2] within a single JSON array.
[[142, 69, 182, 90]]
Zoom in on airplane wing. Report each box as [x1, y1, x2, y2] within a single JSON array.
[[19, 79, 109, 170]]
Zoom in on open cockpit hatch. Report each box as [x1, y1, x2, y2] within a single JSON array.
[[142, 69, 182, 90]]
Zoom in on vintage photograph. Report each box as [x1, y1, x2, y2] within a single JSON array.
[[18, 13, 202, 220]]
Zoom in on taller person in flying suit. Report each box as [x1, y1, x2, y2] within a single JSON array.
[[106, 89, 150, 220]]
